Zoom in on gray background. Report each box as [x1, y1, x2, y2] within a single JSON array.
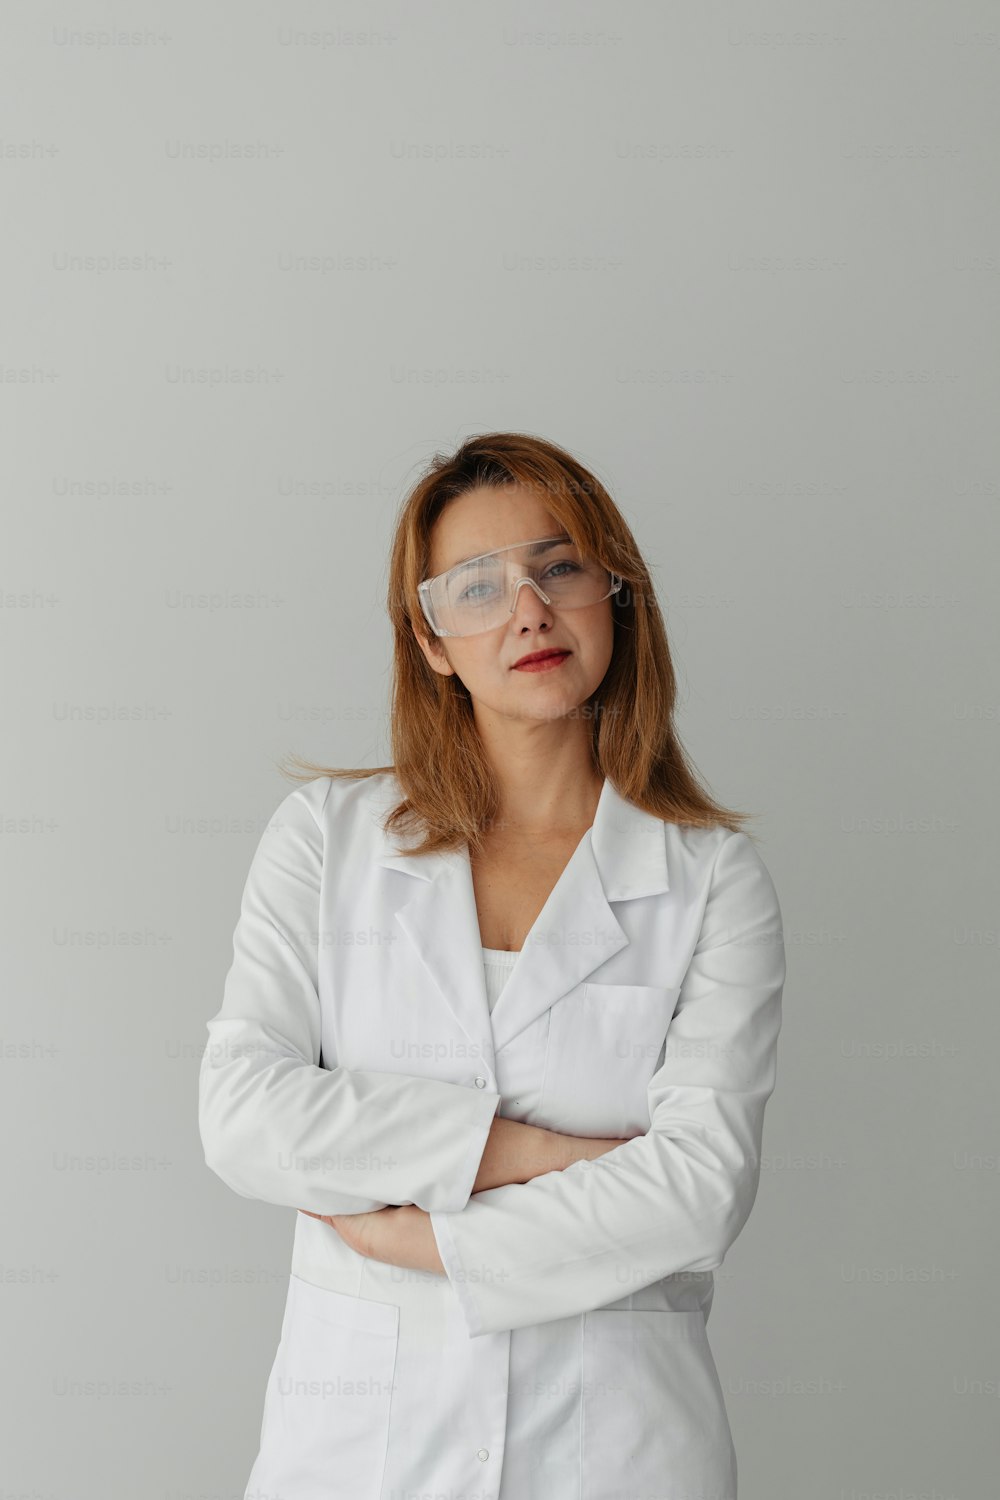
[[3, 2, 998, 1496]]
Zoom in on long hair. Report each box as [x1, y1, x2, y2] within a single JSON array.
[[278, 431, 754, 854]]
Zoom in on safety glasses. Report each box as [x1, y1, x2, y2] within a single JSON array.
[[418, 533, 622, 638]]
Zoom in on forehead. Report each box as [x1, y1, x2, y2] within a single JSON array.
[[428, 484, 565, 572]]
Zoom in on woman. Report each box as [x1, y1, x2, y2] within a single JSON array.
[[198, 431, 786, 1500]]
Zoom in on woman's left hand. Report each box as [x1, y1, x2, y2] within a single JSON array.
[[298, 1205, 445, 1274]]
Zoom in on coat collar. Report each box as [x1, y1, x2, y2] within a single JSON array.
[[371, 774, 669, 1054]]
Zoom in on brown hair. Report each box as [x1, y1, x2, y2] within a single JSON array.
[[278, 431, 754, 854]]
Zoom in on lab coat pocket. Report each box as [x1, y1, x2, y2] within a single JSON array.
[[581, 1308, 736, 1500], [245, 1273, 399, 1500], [540, 983, 680, 1137]]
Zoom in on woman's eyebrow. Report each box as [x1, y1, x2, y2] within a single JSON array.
[[447, 534, 572, 573]]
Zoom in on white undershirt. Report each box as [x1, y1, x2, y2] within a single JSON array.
[[481, 945, 519, 1011]]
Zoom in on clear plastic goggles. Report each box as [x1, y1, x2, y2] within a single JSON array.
[[418, 533, 623, 638]]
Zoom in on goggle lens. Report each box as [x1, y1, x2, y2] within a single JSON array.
[[419, 535, 621, 638]]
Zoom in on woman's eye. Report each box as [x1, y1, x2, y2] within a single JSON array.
[[459, 581, 499, 603], [456, 558, 580, 603]]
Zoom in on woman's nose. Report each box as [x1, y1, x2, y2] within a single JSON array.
[[507, 576, 554, 625]]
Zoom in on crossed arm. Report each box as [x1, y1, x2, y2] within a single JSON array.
[[200, 784, 785, 1337], [298, 1116, 633, 1271]]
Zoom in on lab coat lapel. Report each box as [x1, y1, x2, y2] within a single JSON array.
[[384, 842, 494, 1049], [373, 770, 493, 1049], [487, 828, 623, 1052], [373, 774, 670, 1055], [488, 777, 670, 1051]]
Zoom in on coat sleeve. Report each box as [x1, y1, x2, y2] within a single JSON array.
[[428, 828, 785, 1337], [198, 783, 500, 1215]]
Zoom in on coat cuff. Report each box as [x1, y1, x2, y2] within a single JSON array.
[[428, 1206, 488, 1337], [438, 1091, 502, 1214]]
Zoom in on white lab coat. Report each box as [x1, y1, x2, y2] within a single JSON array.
[[198, 769, 785, 1500]]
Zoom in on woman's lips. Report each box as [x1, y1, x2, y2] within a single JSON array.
[[515, 655, 569, 674]]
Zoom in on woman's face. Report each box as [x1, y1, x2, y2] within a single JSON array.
[[414, 484, 615, 724]]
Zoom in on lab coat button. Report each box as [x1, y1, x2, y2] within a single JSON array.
[[474, 1076, 487, 1088], [476, 1448, 489, 1461]]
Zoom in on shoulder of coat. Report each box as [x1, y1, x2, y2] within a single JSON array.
[[665, 818, 731, 865], [287, 768, 399, 829]]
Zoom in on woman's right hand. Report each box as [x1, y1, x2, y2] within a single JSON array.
[[471, 1116, 632, 1192]]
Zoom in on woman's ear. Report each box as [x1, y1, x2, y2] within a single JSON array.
[[412, 624, 455, 677]]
